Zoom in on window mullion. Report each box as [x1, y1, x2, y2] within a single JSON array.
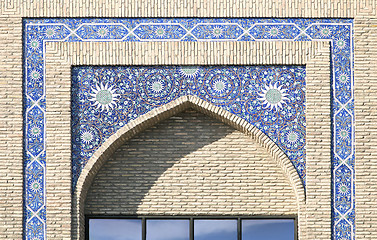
[[238, 217, 241, 240], [142, 217, 146, 240], [190, 217, 194, 240]]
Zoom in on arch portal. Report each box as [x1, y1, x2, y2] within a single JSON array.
[[72, 96, 306, 240]]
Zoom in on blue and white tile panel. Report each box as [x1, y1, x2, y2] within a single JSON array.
[[71, 65, 306, 189]]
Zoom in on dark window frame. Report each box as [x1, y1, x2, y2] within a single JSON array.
[[85, 215, 298, 240]]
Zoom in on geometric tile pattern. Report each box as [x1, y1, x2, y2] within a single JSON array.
[[71, 65, 306, 188], [23, 18, 354, 240]]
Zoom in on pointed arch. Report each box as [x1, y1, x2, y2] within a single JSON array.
[[72, 95, 306, 240]]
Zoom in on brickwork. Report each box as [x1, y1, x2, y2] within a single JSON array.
[[86, 109, 298, 216], [305, 44, 331, 239], [355, 15, 377, 239], [45, 51, 72, 239], [0, 1, 377, 240], [0, 16, 23, 240], [0, 0, 361, 18]]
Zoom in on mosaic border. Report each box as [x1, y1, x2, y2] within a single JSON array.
[[23, 18, 354, 240]]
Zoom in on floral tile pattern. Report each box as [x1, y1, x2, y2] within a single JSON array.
[[76, 24, 129, 40], [23, 18, 354, 240], [72, 66, 306, 190], [248, 23, 302, 39]]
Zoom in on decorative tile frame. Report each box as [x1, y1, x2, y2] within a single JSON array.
[[23, 18, 353, 240], [44, 40, 330, 240]]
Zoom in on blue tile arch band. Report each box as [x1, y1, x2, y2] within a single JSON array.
[[23, 18, 354, 240]]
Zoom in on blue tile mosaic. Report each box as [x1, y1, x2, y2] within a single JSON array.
[[249, 23, 302, 39], [133, 24, 187, 40], [23, 18, 354, 240], [71, 66, 306, 190], [25, 160, 44, 212], [76, 24, 129, 40], [336, 109, 352, 159], [335, 164, 353, 214], [191, 24, 245, 40]]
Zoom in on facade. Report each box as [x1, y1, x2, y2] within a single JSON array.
[[0, 1, 377, 239]]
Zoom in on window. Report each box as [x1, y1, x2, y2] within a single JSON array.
[[88, 218, 142, 240], [194, 219, 237, 240], [146, 219, 189, 240], [87, 217, 296, 240]]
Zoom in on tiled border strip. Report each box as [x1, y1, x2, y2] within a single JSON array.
[[23, 19, 353, 240]]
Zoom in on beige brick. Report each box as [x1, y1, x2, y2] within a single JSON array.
[[355, 15, 377, 240], [86, 110, 298, 217]]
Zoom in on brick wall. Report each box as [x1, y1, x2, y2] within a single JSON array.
[[0, 16, 23, 239], [355, 15, 377, 239]]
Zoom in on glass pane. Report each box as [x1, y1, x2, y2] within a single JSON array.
[[242, 219, 295, 240], [194, 219, 237, 240], [89, 219, 142, 240], [146, 219, 190, 240]]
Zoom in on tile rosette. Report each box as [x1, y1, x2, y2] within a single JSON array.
[[23, 18, 354, 240]]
